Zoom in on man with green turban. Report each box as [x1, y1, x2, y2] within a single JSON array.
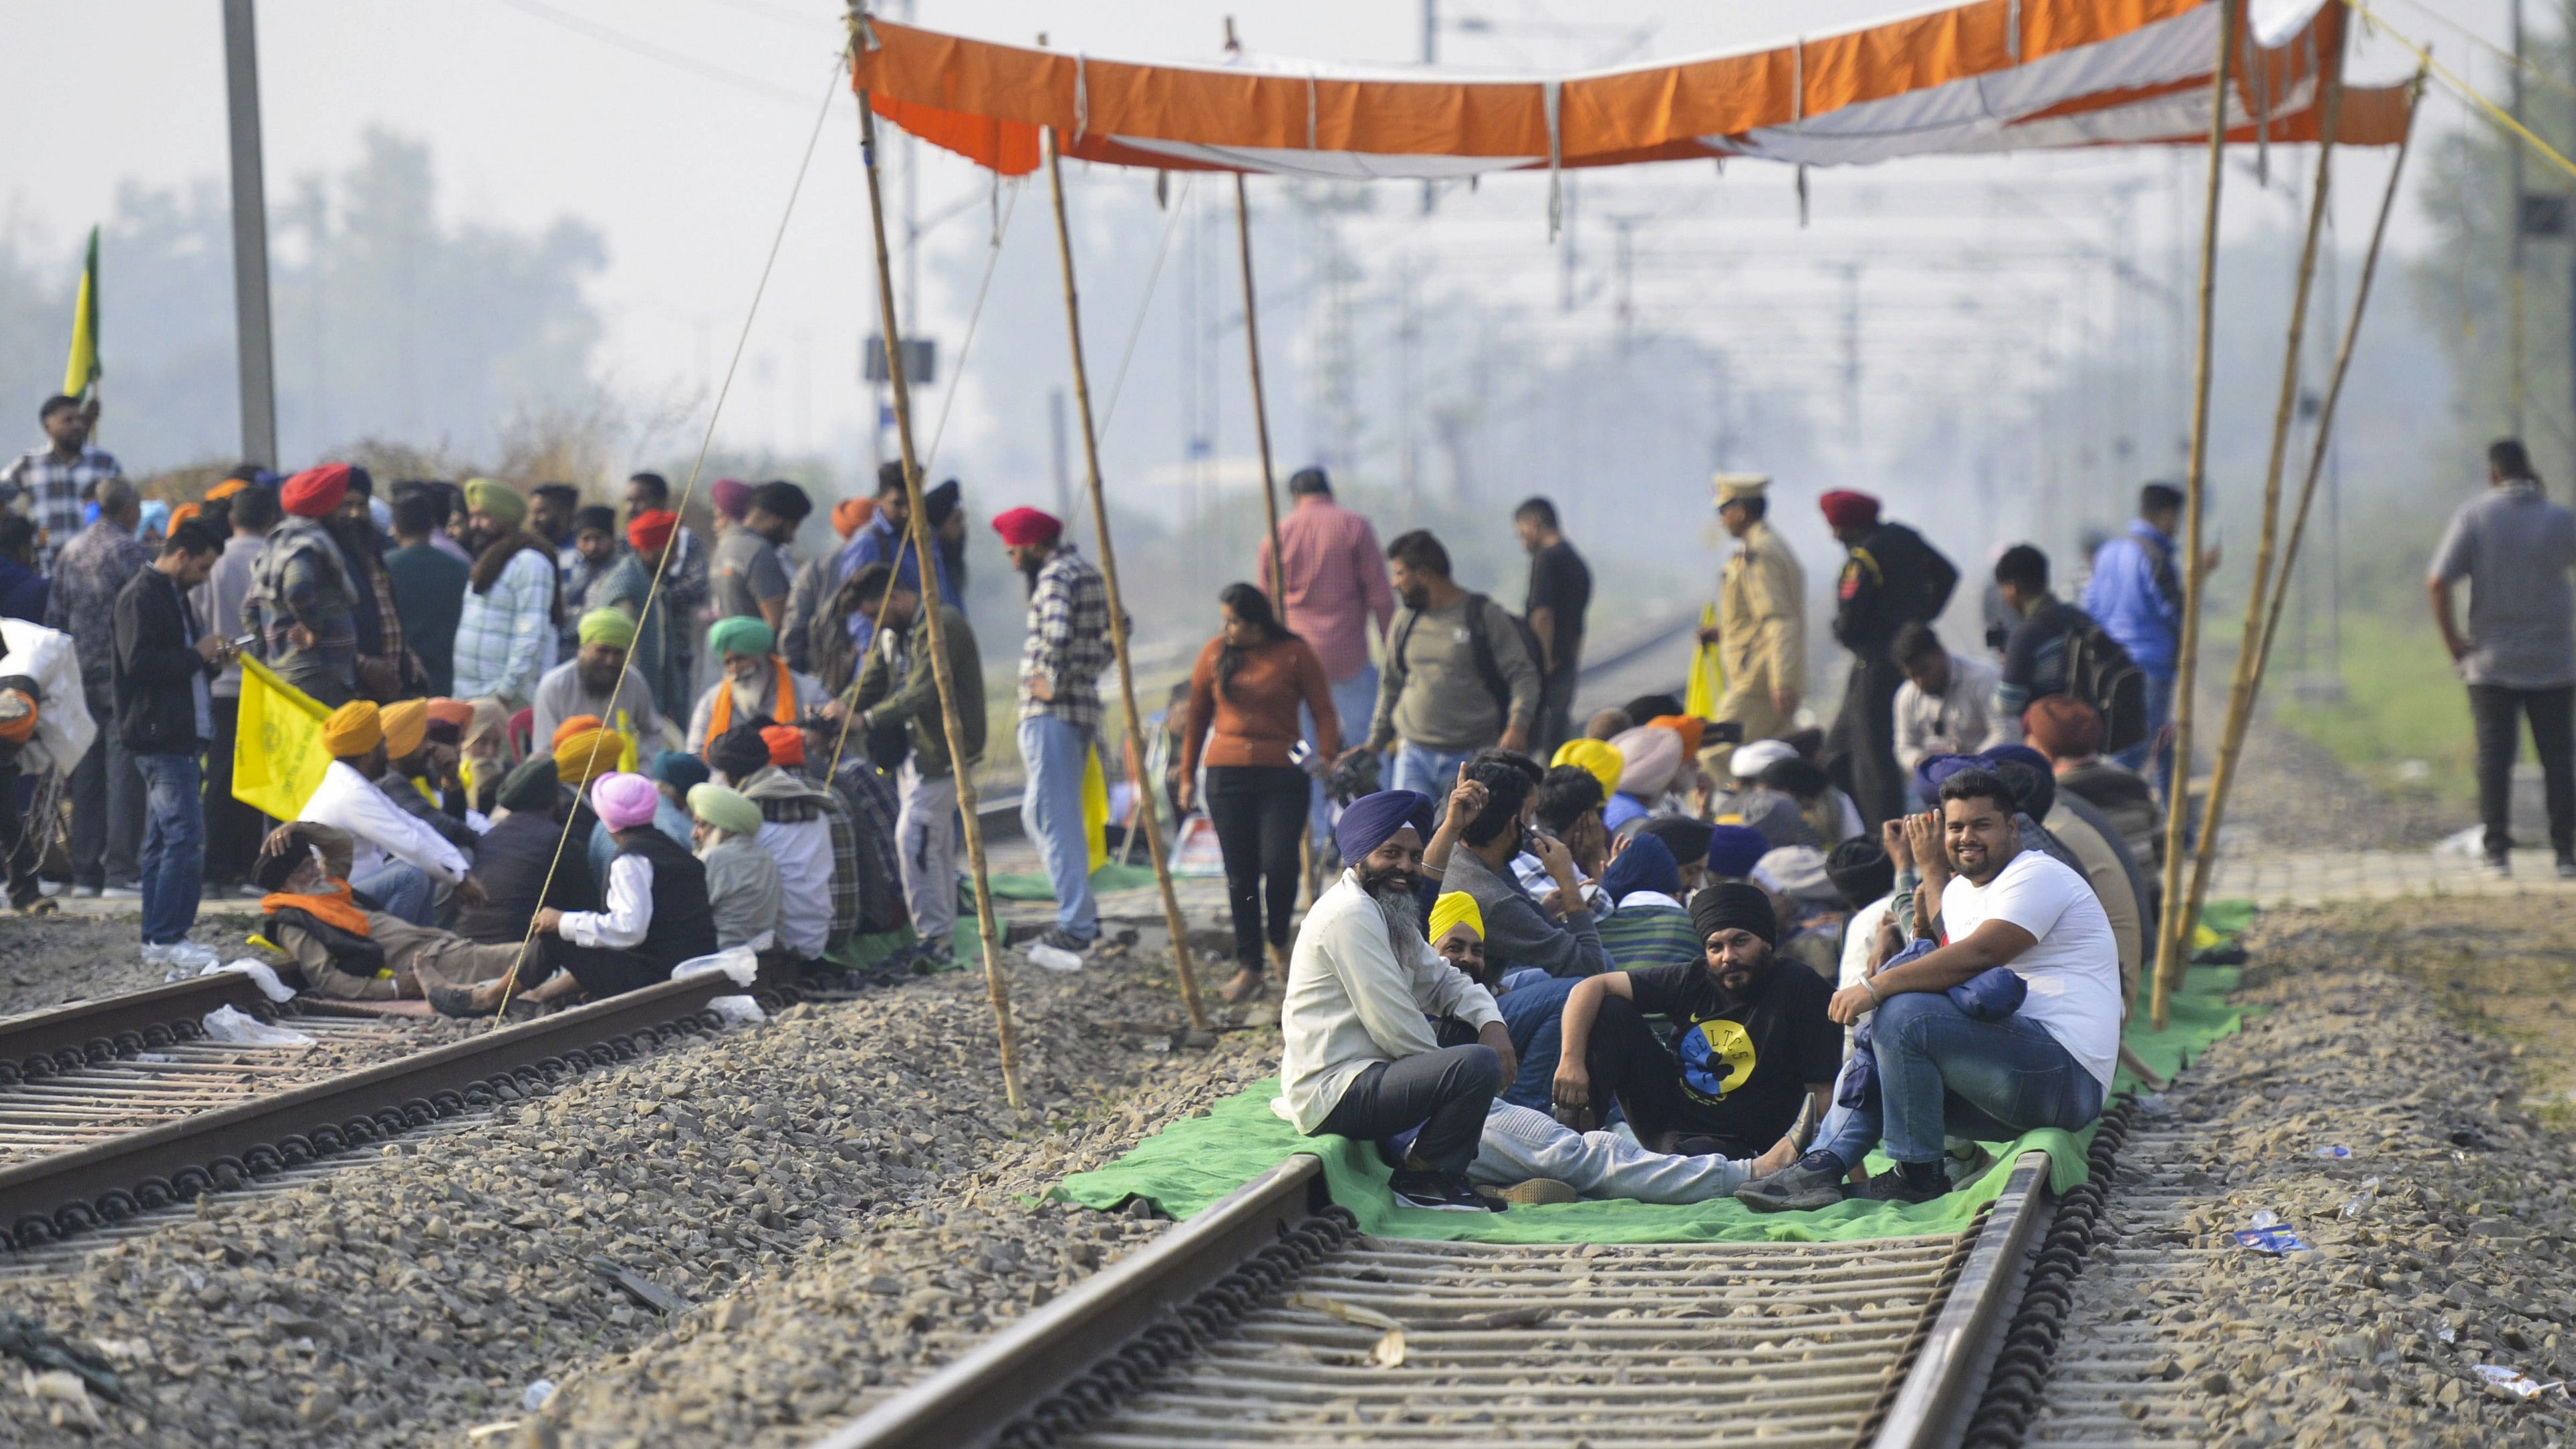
[[530, 607, 663, 751], [687, 615, 821, 754], [452, 478, 559, 708], [687, 781, 782, 952]]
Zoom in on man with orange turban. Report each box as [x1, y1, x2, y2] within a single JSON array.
[[781, 497, 876, 675], [296, 699, 479, 926], [370, 697, 477, 858], [592, 509, 687, 727]]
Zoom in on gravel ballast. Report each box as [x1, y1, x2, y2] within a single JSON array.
[[0, 942, 1266, 1445], [2033, 900, 2576, 1446]]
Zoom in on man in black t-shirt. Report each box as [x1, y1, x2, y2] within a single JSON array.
[[1549, 882, 1839, 1158], [1517, 497, 1591, 757], [1993, 544, 2112, 725]]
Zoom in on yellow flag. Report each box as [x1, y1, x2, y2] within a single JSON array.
[[1683, 600, 1724, 719], [1081, 743, 1110, 876], [61, 228, 99, 400], [232, 655, 332, 819]]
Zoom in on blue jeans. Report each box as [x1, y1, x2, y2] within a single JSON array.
[[1390, 742, 1478, 817], [133, 752, 205, 946], [2113, 672, 2176, 808], [353, 861, 434, 928], [1017, 714, 1098, 941], [1812, 991, 2103, 1166], [1306, 663, 1381, 845]]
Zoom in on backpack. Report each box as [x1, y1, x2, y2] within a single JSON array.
[[2061, 615, 2148, 754], [1390, 593, 1541, 726]]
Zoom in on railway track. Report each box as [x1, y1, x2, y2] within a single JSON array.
[[815, 1140, 2080, 1449], [0, 971, 759, 1255]]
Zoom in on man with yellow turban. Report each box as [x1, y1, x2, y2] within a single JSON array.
[[1429, 892, 1486, 983], [369, 697, 477, 858], [686, 616, 821, 755], [295, 700, 479, 926], [1549, 739, 1622, 802], [531, 607, 662, 751]]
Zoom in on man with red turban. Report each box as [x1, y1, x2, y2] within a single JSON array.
[[591, 509, 688, 723], [1820, 489, 1957, 834], [245, 464, 363, 706], [993, 505, 1112, 960]]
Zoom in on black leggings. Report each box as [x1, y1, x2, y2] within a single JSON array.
[[1204, 764, 1307, 968]]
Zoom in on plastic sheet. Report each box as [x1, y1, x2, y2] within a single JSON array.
[[199, 1005, 313, 1047], [201, 958, 297, 1005]]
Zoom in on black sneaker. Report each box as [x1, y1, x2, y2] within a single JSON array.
[[2557, 853, 2575, 882], [2486, 852, 2513, 878], [1036, 926, 1093, 954], [1859, 1162, 1952, 1205], [1391, 1169, 1502, 1212], [1734, 1152, 1849, 1213]]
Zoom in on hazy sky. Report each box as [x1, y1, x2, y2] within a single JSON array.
[[0, 0, 2525, 481]]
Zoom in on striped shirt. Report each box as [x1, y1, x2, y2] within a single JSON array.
[[1595, 896, 1702, 972], [452, 545, 558, 707], [2, 445, 122, 573], [1017, 543, 1112, 738]]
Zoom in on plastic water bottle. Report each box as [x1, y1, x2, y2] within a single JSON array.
[[2340, 1177, 2380, 1220]]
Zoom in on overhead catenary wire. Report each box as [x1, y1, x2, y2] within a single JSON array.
[[491, 49, 849, 1023], [491, 0, 817, 108]]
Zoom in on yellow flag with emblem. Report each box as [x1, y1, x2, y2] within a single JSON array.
[[231, 655, 332, 819], [1682, 600, 1724, 718], [61, 227, 100, 400]]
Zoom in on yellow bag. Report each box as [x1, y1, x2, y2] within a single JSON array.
[[1081, 743, 1111, 876], [1682, 601, 1724, 719]]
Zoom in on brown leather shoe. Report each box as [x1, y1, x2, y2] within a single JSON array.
[[1220, 967, 1265, 1004]]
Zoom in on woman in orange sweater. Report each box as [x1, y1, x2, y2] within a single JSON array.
[[1178, 583, 1339, 1003]]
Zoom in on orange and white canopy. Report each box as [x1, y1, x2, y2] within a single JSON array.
[[850, 0, 2406, 181]]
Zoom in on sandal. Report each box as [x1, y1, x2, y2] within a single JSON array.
[[1220, 967, 1265, 1005]]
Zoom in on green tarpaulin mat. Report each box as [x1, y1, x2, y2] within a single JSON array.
[[2200, 899, 2257, 941], [989, 864, 1164, 901], [1053, 966, 2246, 1245]]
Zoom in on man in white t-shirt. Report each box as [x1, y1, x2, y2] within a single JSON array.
[[1736, 766, 2117, 1210]]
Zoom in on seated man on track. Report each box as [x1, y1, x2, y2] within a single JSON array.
[[1278, 779, 1516, 1214], [1551, 882, 1839, 1160], [253, 822, 532, 1004], [1736, 767, 2118, 1210], [1440, 751, 1611, 981], [442, 772, 721, 1015], [297, 700, 481, 927], [1430, 881, 1816, 1205], [448, 755, 601, 946]]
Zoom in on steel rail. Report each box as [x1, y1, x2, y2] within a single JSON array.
[[813, 1157, 1329, 1449], [0, 971, 746, 1251], [0, 974, 277, 1086], [815, 1149, 2057, 1449]]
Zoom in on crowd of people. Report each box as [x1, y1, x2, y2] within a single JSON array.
[[17, 377, 2566, 1218], [1251, 470, 2186, 1212], [0, 391, 1130, 1009]]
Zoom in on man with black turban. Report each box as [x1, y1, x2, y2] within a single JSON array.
[[1279, 777, 1516, 1213], [1549, 881, 1839, 1159]]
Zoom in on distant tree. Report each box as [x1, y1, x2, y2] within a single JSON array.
[[0, 128, 606, 474]]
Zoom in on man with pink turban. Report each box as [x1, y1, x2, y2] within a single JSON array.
[[444, 771, 720, 1014]]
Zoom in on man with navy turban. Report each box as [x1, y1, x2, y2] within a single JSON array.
[[1279, 777, 1517, 1213]]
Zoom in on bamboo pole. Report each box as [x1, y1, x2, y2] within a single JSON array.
[[2150, 0, 2239, 1032], [1235, 174, 1290, 631], [2176, 57, 2347, 975], [2251, 72, 2426, 690], [855, 84, 1026, 1109], [1045, 128, 1212, 1033]]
